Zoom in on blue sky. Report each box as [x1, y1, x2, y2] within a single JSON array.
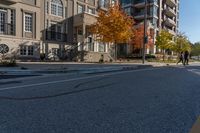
[[180, 0, 200, 43]]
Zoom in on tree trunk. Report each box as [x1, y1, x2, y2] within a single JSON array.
[[162, 49, 165, 61], [114, 43, 117, 61]]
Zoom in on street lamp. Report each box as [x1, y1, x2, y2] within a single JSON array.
[[142, 0, 148, 64]]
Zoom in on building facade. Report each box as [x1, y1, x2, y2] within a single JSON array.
[[0, 0, 41, 60], [0, 0, 116, 62], [120, 0, 180, 55]]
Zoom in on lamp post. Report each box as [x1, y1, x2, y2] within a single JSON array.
[[142, 0, 148, 64]]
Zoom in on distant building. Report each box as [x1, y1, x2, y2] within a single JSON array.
[[119, 0, 180, 55]]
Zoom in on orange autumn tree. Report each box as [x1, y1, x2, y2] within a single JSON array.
[[91, 4, 135, 60], [131, 24, 154, 55]]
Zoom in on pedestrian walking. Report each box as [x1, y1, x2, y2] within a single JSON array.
[[177, 51, 184, 65], [184, 50, 189, 65]]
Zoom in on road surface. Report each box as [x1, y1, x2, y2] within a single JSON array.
[[0, 64, 200, 133]]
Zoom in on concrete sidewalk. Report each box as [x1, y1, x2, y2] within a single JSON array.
[[0, 61, 175, 77]]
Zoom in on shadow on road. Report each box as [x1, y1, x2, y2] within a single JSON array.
[[0, 83, 115, 101]]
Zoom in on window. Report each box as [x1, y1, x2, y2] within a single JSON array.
[[99, 0, 109, 8], [88, 0, 95, 5], [78, 4, 84, 14], [88, 8, 94, 14], [50, 23, 56, 40], [0, 8, 7, 33], [46, 1, 49, 14], [99, 42, 106, 52], [28, 46, 34, 55], [20, 45, 34, 56], [10, 10, 15, 35], [57, 24, 62, 40], [87, 37, 94, 51], [124, 7, 133, 16], [47, 22, 63, 40], [51, 0, 63, 17], [24, 13, 32, 32], [20, 45, 27, 55]]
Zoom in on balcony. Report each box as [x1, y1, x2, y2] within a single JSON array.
[[73, 12, 97, 27], [45, 31, 67, 42], [165, 0, 176, 7], [134, 12, 153, 20], [134, 0, 155, 8], [0, 23, 15, 36], [166, 29, 176, 35], [164, 18, 176, 27], [134, 0, 145, 8], [164, 6, 176, 17], [134, 12, 145, 19]]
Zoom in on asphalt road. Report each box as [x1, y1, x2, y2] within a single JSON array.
[[0, 64, 200, 133]]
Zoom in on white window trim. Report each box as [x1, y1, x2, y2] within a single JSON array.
[[50, 0, 64, 17], [24, 13, 33, 33], [0, 8, 7, 13]]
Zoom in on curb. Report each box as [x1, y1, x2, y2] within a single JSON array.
[[0, 65, 149, 76]]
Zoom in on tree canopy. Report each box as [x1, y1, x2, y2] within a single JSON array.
[[172, 33, 191, 53], [91, 4, 135, 44], [131, 24, 154, 49], [155, 30, 174, 60], [191, 42, 200, 56], [155, 30, 174, 51]]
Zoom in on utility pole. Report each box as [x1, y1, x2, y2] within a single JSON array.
[[142, 0, 148, 64]]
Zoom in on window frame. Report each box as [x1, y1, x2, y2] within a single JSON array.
[[50, 0, 63, 17], [28, 45, 34, 55], [20, 45, 34, 56], [77, 4, 84, 14], [88, 7, 95, 14], [24, 13, 33, 32]]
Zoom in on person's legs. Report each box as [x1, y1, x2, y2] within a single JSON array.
[[181, 58, 184, 64], [183, 58, 186, 65], [177, 59, 180, 64], [177, 58, 182, 64], [186, 58, 189, 65]]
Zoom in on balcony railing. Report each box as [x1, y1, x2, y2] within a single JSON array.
[[165, 0, 176, 7], [45, 31, 67, 42], [134, 0, 155, 8], [135, 12, 145, 17], [164, 6, 176, 17], [0, 23, 15, 36], [164, 18, 176, 27]]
